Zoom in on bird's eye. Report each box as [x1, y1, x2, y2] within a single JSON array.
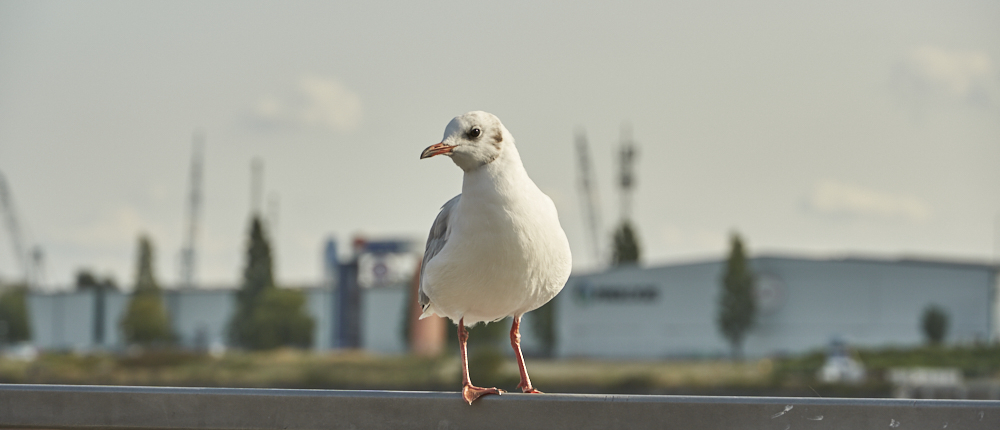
[[470, 128, 481, 138]]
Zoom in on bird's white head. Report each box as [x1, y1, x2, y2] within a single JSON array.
[[420, 111, 512, 171]]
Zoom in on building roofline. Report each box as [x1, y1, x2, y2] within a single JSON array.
[[755, 253, 999, 272], [634, 252, 999, 273]]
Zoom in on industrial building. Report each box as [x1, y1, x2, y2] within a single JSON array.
[[20, 253, 999, 359], [557, 255, 998, 359]]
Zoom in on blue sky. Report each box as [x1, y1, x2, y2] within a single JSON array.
[[1, 0, 998, 289]]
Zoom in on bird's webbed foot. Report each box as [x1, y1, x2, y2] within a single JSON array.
[[462, 384, 504, 404], [517, 381, 543, 394]]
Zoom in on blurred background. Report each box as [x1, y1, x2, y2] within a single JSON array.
[[0, 0, 998, 398]]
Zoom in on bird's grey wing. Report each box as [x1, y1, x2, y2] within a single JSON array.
[[419, 194, 461, 311]]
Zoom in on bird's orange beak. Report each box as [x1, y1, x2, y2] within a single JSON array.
[[420, 142, 455, 159]]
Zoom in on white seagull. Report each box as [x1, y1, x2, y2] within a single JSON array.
[[418, 111, 572, 404]]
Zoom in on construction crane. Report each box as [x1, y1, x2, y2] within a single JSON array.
[[0, 170, 32, 287], [179, 131, 204, 290], [574, 129, 604, 265]]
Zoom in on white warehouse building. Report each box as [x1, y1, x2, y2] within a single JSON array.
[[556, 255, 998, 359]]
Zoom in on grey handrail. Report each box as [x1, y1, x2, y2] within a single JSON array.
[[0, 384, 997, 429]]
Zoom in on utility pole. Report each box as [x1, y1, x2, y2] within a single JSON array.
[[30, 247, 44, 289], [618, 123, 638, 222]]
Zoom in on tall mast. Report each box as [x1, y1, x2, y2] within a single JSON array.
[[179, 131, 204, 289], [618, 123, 638, 223]]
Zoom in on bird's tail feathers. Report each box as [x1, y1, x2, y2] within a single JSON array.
[[419, 304, 436, 320]]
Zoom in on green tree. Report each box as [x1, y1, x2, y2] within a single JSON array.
[[119, 235, 174, 346], [531, 299, 556, 357], [243, 288, 315, 349], [229, 216, 315, 349], [922, 305, 949, 346], [75, 269, 118, 292], [76, 270, 99, 290], [611, 220, 641, 266], [0, 284, 31, 344], [717, 233, 756, 360]]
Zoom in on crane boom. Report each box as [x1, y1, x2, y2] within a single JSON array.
[[574, 130, 604, 265], [0, 171, 30, 284]]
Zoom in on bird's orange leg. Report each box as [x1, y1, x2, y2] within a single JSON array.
[[459, 317, 503, 404], [510, 316, 542, 394]]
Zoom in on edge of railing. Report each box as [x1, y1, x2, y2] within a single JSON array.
[[0, 384, 998, 430]]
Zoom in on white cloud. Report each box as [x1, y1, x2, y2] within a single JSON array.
[[805, 180, 931, 223], [252, 75, 362, 132], [891, 45, 999, 108]]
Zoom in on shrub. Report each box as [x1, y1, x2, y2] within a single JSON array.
[[0, 285, 31, 343], [241, 288, 315, 350], [119, 235, 174, 346], [921, 305, 949, 346]]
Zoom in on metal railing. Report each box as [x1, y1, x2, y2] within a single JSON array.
[[0, 384, 997, 429]]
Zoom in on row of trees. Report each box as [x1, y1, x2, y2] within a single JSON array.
[[105, 215, 315, 349], [0, 215, 955, 355], [0, 215, 315, 350]]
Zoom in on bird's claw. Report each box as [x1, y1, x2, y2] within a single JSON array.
[[517, 383, 543, 394], [462, 384, 504, 404]]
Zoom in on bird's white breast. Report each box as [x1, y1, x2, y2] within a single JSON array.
[[422, 155, 572, 325]]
